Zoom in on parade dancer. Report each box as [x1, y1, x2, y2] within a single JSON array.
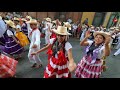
[[31, 26, 76, 78], [28, 19, 42, 68], [43, 18, 52, 46], [21, 18, 28, 36], [75, 31, 111, 78], [0, 20, 24, 59]]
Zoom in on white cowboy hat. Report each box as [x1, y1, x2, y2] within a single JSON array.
[[21, 18, 27, 22], [52, 26, 71, 35], [27, 19, 38, 24], [45, 18, 51, 22], [26, 15, 32, 20], [96, 27, 100, 29], [115, 29, 120, 31], [110, 27, 115, 30], [5, 20, 16, 28], [63, 22, 71, 30], [91, 26, 94, 29], [114, 27, 119, 29], [14, 17, 20, 21], [93, 31, 111, 40], [90, 25, 93, 27]]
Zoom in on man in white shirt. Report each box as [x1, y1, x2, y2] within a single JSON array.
[[28, 19, 42, 68]]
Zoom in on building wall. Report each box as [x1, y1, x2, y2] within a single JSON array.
[[81, 12, 95, 25], [36, 12, 47, 20], [24, 12, 56, 20], [47, 12, 56, 20], [23, 12, 83, 23], [103, 12, 112, 27], [27, 12, 36, 18], [65, 12, 83, 23], [66, 12, 73, 19], [73, 12, 83, 22]]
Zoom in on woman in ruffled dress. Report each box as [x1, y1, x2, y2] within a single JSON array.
[[0, 20, 24, 59], [75, 31, 111, 78], [14, 17, 29, 47], [31, 26, 76, 78], [0, 49, 18, 78]]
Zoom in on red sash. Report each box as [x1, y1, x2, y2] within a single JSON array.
[[29, 28, 38, 36]]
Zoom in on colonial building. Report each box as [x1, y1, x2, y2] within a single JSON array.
[[11, 12, 120, 28]]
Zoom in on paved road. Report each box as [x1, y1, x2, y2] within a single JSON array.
[[15, 37, 120, 78]]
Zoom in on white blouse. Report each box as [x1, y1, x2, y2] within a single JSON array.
[[87, 40, 105, 59], [49, 38, 72, 59]]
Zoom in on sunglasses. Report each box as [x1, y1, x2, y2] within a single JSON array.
[[57, 34, 65, 37]]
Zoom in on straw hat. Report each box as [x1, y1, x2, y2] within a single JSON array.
[[5, 20, 16, 28], [115, 29, 120, 31], [26, 15, 32, 20], [14, 17, 20, 21], [90, 25, 93, 27], [110, 27, 115, 30], [27, 19, 38, 24], [21, 18, 27, 22], [114, 27, 119, 29], [63, 22, 71, 30], [91, 26, 94, 29], [82, 25, 85, 28], [93, 31, 111, 40], [52, 26, 71, 35], [45, 18, 51, 22], [96, 27, 100, 29]]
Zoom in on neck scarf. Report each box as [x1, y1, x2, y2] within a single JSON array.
[[85, 42, 104, 64], [30, 28, 37, 36]]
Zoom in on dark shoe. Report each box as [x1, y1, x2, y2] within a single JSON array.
[[35, 64, 43, 68], [31, 63, 37, 68]]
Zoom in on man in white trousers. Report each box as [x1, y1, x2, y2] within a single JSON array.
[[28, 19, 42, 68]]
